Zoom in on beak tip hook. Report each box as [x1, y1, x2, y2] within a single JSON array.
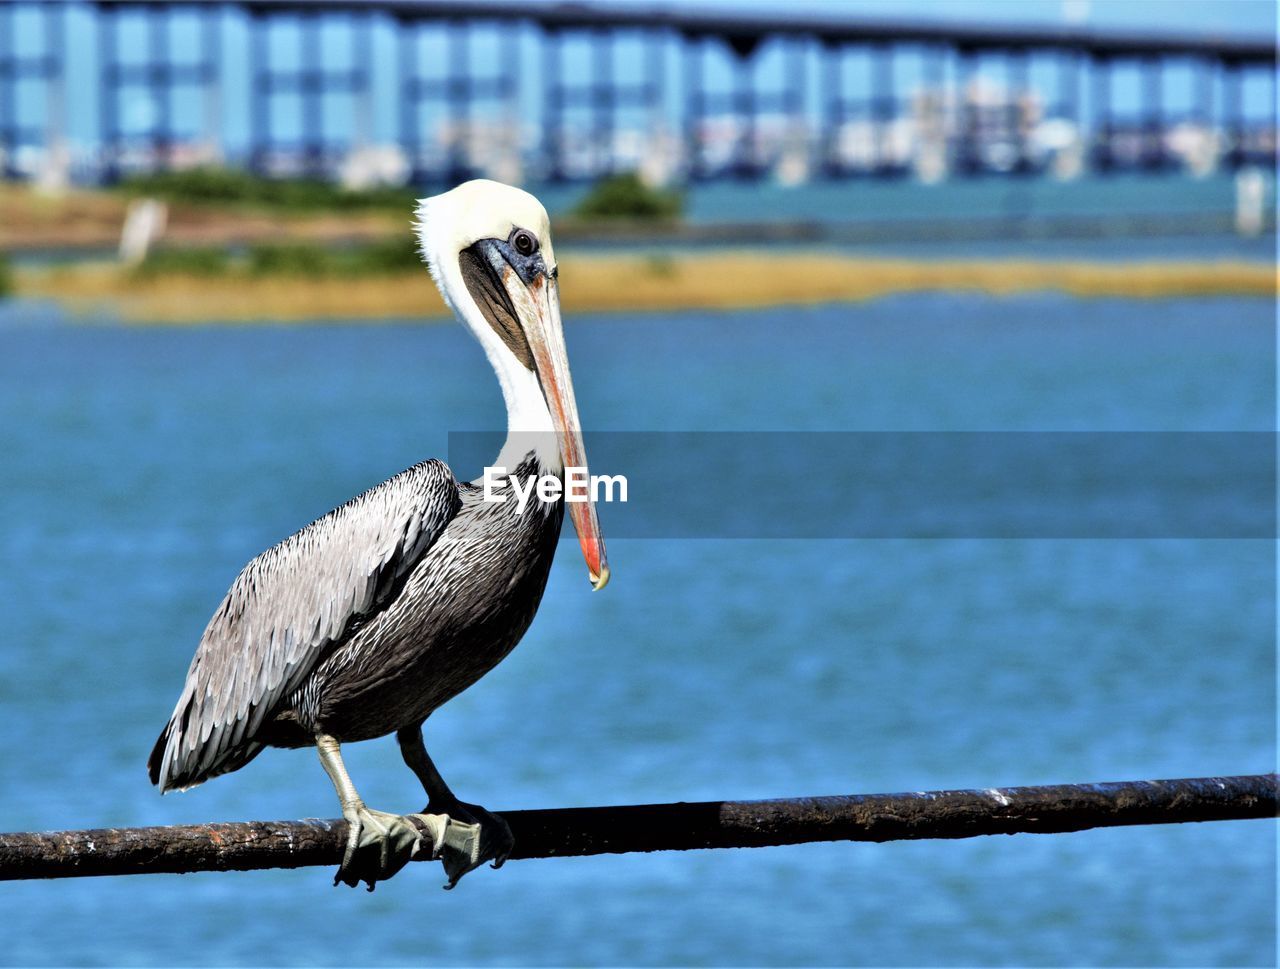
[[590, 564, 611, 591]]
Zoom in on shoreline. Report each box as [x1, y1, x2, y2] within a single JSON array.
[[10, 253, 1275, 324], [4, 177, 1276, 255]]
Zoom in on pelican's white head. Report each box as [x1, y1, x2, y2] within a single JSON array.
[[415, 180, 608, 590]]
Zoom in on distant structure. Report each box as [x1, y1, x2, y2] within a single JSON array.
[[0, 0, 1275, 185]]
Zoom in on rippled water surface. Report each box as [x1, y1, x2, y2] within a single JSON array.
[[0, 294, 1273, 966]]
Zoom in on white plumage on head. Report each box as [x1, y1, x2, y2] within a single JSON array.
[[414, 180, 563, 470], [414, 179, 554, 299]]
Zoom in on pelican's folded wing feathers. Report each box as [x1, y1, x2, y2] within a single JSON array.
[[148, 460, 461, 792]]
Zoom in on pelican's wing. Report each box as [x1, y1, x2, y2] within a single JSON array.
[[149, 459, 461, 792]]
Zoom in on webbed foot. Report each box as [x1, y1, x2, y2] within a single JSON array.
[[335, 805, 447, 891], [426, 799, 515, 889]]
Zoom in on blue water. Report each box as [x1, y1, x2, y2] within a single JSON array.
[[542, 173, 1277, 260], [0, 294, 1274, 966], [558, 233, 1278, 263], [540, 175, 1261, 225]]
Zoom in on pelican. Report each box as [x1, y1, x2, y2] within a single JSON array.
[[148, 180, 609, 890]]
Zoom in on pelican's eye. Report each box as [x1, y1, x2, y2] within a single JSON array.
[[511, 229, 538, 257]]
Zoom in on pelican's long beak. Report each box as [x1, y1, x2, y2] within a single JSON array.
[[502, 267, 610, 590]]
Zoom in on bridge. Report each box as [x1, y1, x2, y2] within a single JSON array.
[[0, 0, 1275, 185]]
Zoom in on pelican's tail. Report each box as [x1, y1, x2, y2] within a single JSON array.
[[148, 720, 264, 794]]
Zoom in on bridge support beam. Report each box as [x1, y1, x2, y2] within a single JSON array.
[[1090, 54, 1114, 173], [1006, 48, 1032, 174], [954, 45, 981, 176], [870, 42, 896, 176], [3, 2, 1277, 185], [1140, 55, 1166, 171], [681, 33, 704, 181], [1223, 61, 1245, 169]]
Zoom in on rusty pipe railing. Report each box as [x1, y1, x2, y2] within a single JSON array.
[[1, 773, 1274, 881]]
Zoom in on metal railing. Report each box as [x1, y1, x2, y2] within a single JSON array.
[[1, 773, 1275, 881]]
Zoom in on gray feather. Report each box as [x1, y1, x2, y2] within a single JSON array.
[[152, 459, 460, 792]]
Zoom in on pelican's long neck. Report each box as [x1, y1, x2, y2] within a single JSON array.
[[423, 237, 561, 480], [484, 337, 561, 476]]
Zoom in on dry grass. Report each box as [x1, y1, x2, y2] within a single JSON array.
[[565, 252, 1276, 307], [0, 183, 403, 251], [0, 185, 129, 249], [13, 252, 1275, 324]]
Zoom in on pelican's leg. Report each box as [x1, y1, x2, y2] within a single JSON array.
[[317, 733, 446, 891], [396, 724, 515, 889]]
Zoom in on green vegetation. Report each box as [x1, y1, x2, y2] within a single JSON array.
[[121, 167, 414, 213], [572, 172, 683, 221], [248, 238, 422, 276], [0, 254, 11, 298], [120, 166, 685, 225], [132, 246, 232, 278], [246, 243, 329, 277], [342, 237, 425, 274], [135, 238, 423, 279]]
